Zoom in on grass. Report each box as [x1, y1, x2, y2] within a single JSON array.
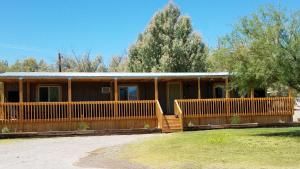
[[118, 127, 300, 169], [0, 138, 23, 144]]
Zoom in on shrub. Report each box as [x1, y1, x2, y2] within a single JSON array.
[[231, 115, 240, 124], [78, 122, 90, 131], [188, 121, 194, 127], [1, 126, 10, 133], [144, 123, 150, 129]]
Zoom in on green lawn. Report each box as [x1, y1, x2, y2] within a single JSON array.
[[118, 127, 300, 169], [0, 138, 23, 144]]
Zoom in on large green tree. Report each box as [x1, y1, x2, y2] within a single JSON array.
[[128, 3, 207, 72], [208, 5, 300, 94]]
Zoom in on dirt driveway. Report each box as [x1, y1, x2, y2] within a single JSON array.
[[0, 134, 157, 169]]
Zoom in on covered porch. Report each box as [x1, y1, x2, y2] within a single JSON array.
[[0, 72, 294, 132]]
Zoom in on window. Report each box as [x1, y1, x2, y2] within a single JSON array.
[[39, 86, 61, 102], [119, 86, 138, 100]]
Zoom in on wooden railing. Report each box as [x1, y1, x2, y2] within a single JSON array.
[[155, 100, 164, 128], [0, 100, 157, 123], [0, 103, 20, 122], [176, 97, 294, 117], [174, 100, 183, 129]]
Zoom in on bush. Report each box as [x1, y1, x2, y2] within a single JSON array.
[[144, 123, 150, 129], [188, 121, 194, 127], [1, 126, 10, 133], [231, 115, 240, 124], [78, 122, 90, 131]]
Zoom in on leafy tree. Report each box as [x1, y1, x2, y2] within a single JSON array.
[[128, 3, 207, 72], [276, 12, 300, 91], [108, 55, 128, 72], [9, 57, 51, 72], [60, 51, 107, 72], [59, 56, 77, 72], [38, 60, 54, 72], [208, 5, 300, 93], [0, 60, 8, 72]]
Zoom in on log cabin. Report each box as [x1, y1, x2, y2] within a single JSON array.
[[0, 72, 294, 132]]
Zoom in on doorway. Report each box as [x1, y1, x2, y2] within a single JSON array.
[[167, 82, 181, 115]]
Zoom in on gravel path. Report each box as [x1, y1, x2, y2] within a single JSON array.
[[0, 134, 157, 169]]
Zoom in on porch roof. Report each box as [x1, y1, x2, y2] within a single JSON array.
[[0, 72, 229, 80]]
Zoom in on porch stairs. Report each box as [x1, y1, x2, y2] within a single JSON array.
[[162, 115, 183, 133]]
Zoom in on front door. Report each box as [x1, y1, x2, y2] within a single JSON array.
[[167, 82, 181, 115]]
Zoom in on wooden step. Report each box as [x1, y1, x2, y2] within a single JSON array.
[[162, 115, 183, 133]]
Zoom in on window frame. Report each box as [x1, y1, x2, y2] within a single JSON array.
[[118, 85, 139, 101], [37, 85, 62, 102]]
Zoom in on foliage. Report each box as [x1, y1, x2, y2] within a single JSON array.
[[60, 51, 107, 72], [276, 11, 300, 91], [128, 3, 208, 72], [108, 55, 128, 72], [144, 123, 150, 129], [78, 122, 90, 131], [0, 60, 9, 72], [208, 5, 300, 93], [119, 128, 300, 169], [230, 115, 240, 124], [9, 57, 53, 72], [1, 126, 10, 133], [188, 121, 194, 127]]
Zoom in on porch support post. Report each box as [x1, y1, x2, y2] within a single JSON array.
[[68, 78, 72, 102], [19, 78, 23, 103], [114, 78, 118, 117], [225, 78, 230, 98], [110, 81, 113, 101], [154, 78, 158, 100], [68, 78, 72, 120], [250, 88, 255, 98], [197, 77, 201, 99], [225, 78, 230, 119], [288, 87, 292, 97], [0, 82, 4, 103], [26, 81, 30, 102], [19, 78, 24, 131], [0, 82, 4, 120], [114, 78, 118, 101]]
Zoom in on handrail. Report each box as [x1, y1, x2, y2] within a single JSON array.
[[176, 97, 294, 117], [174, 100, 183, 130], [155, 100, 164, 129]]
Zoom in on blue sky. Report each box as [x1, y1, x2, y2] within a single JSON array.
[[0, 0, 299, 65]]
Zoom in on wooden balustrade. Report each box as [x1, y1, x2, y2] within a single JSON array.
[[0, 103, 20, 122], [0, 97, 294, 130], [176, 97, 294, 118], [155, 100, 164, 128], [174, 100, 183, 128], [0, 100, 157, 123]]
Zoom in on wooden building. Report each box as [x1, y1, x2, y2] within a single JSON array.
[[0, 72, 294, 132]]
